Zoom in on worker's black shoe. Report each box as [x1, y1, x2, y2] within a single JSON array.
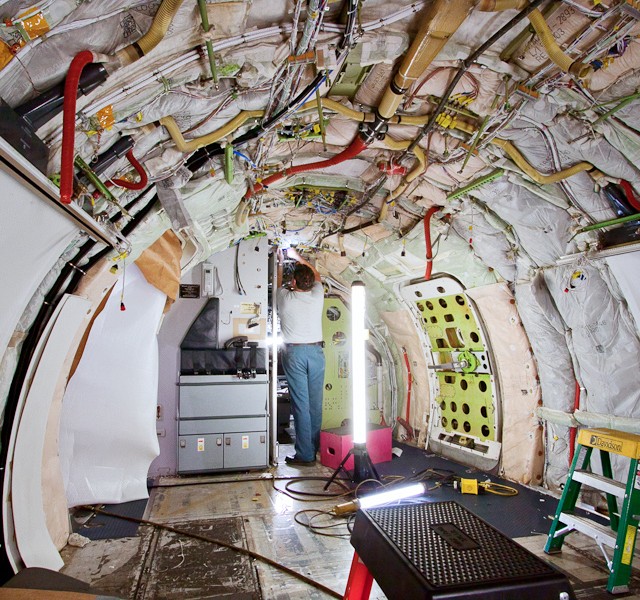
[[285, 455, 316, 466]]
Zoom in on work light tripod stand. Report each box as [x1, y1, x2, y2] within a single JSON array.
[[323, 442, 380, 490]]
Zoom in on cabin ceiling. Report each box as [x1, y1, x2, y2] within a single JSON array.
[[0, 0, 638, 279]]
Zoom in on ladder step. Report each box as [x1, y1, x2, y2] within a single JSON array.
[[558, 512, 616, 548], [572, 470, 626, 498]]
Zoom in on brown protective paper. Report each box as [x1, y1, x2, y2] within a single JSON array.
[[135, 230, 182, 308]]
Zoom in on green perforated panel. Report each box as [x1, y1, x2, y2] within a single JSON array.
[[435, 373, 496, 441], [416, 293, 483, 352], [414, 293, 496, 442]]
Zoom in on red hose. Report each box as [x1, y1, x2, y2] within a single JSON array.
[[109, 150, 148, 190], [619, 180, 640, 212], [568, 380, 581, 465], [60, 51, 95, 204], [245, 136, 368, 199], [423, 205, 441, 280], [402, 347, 412, 424]]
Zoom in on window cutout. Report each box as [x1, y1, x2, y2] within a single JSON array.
[[440, 401, 446, 410], [470, 331, 480, 343], [442, 417, 448, 427], [444, 375, 455, 384], [425, 301, 434, 310], [430, 316, 438, 324], [463, 421, 471, 432], [444, 314, 454, 323], [465, 314, 470, 320], [450, 401, 457, 412], [452, 419, 459, 430], [415, 291, 423, 297], [455, 295, 465, 306], [439, 298, 448, 308], [481, 425, 490, 437], [436, 338, 448, 349], [445, 327, 465, 348], [437, 286, 445, 293], [479, 381, 487, 393], [326, 306, 341, 321], [462, 403, 470, 414], [417, 302, 424, 311], [480, 406, 488, 418], [460, 379, 468, 391]]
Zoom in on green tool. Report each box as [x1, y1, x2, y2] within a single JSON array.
[[446, 168, 505, 201]]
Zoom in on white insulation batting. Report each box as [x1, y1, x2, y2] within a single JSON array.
[[59, 264, 164, 507]]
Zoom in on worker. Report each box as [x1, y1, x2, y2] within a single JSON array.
[[277, 247, 325, 465]]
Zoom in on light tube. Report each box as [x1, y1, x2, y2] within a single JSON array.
[[358, 483, 426, 509], [351, 281, 367, 444]]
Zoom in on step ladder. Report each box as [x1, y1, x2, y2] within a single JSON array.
[[545, 427, 640, 594]]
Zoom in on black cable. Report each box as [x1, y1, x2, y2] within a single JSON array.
[[186, 72, 326, 172], [85, 506, 343, 599], [405, 0, 548, 155]]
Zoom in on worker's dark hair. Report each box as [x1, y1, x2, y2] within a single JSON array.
[[293, 264, 315, 291]]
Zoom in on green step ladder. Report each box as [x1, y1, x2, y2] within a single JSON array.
[[545, 427, 640, 594]]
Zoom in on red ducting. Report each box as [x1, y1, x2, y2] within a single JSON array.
[[568, 380, 581, 465], [109, 150, 148, 190], [397, 346, 414, 441], [245, 136, 368, 199], [423, 205, 441, 280], [619, 180, 640, 212], [60, 50, 95, 204]]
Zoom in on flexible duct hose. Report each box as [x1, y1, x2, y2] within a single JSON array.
[[490, 138, 594, 184], [424, 205, 441, 280], [378, 138, 427, 222], [160, 111, 264, 152], [116, 0, 185, 66], [527, 9, 591, 77], [245, 136, 368, 199], [60, 50, 95, 204], [109, 150, 149, 190]]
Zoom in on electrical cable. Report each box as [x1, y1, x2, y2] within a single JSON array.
[[82, 506, 343, 599]]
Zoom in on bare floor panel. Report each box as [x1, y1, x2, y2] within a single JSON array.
[[60, 460, 640, 599]]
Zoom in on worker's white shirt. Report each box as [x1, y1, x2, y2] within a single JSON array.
[[277, 282, 324, 343]]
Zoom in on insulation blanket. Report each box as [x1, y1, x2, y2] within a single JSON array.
[[59, 264, 163, 507], [467, 284, 543, 485]]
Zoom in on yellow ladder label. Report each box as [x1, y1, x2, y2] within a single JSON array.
[[578, 428, 640, 459], [622, 525, 637, 565]]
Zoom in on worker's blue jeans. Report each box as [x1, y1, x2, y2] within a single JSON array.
[[281, 344, 325, 462]]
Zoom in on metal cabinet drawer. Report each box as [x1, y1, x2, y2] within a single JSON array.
[[223, 432, 268, 469], [179, 416, 267, 435], [179, 382, 267, 418]]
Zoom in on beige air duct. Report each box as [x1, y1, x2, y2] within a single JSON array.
[[376, 0, 477, 121]]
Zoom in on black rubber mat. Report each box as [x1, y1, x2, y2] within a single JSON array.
[[72, 499, 148, 540], [372, 443, 603, 540]]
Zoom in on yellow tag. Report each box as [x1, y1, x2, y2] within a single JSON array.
[[197, 438, 205, 452], [242, 435, 249, 449], [622, 525, 636, 565], [0, 40, 14, 71], [96, 105, 115, 131], [21, 11, 49, 40]]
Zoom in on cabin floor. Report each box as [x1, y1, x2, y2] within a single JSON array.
[[60, 441, 640, 600]]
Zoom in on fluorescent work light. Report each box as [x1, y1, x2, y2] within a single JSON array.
[[333, 483, 427, 515], [351, 281, 367, 444]]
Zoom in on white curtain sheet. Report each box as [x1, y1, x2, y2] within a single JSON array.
[[59, 264, 164, 507]]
